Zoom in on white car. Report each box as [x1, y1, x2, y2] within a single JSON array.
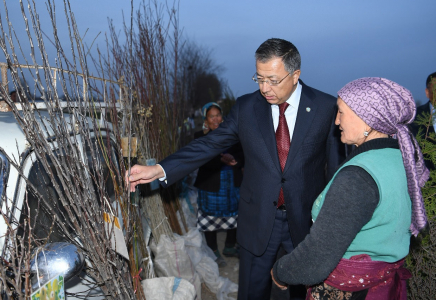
[[0, 104, 122, 298]]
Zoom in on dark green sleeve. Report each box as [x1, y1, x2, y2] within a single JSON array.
[[272, 165, 379, 286]]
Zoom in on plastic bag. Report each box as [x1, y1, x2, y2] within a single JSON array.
[[151, 222, 238, 300], [180, 228, 238, 300], [150, 234, 202, 299], [141, 277, 196, 300]]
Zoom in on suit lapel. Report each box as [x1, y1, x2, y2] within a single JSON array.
[[283, 83, 317, 174], [254, 94, 282, 173]]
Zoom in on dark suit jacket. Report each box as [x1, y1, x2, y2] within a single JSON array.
[[160, 80, 344, 256], [409, 101, 435, 170], [193, 130, 244, 192]]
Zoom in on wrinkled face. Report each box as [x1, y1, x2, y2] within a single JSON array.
[[255, 57, 300, 105], [335, 98, 369, 146], [205, 107, 222, 131], [426, 79, 436, 106]]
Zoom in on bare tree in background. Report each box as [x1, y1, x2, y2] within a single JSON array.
[[179, 41, 225, 111]]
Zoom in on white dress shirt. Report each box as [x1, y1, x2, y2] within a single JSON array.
[[271, 81, 302, 139]]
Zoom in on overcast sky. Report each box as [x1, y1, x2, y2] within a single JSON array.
[[2, 0, 435, 104]]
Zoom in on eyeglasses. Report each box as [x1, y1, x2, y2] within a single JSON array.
[[252, 72, 291, 86]]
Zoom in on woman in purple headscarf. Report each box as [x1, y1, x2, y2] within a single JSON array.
[[271, 78, 429, 299]]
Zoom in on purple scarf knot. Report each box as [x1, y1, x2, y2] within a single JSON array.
[[338, 77, 429, 236]]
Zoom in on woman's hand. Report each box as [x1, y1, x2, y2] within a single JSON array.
[[221, 153, 237, 166], [271, 269, 288, 290]]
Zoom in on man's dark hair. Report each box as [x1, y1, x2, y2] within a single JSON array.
[[9, 90, 16, 96], [255, 38, 301, 74], [426, 72, 436, 88]]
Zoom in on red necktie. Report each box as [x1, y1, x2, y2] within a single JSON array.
[[276, 102, 290, 208]]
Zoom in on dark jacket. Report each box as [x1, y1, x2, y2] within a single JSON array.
[[193, 130, 244, 192]]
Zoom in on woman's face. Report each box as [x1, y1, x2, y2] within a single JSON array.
[[205, 107, 222, 131], [335, 98, 369, 146]]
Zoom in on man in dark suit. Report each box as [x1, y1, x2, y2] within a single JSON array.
[[410, 72, 436, 170], [127, 38, 345, 299]]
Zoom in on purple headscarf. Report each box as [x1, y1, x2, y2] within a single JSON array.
[[338, 77, 429, 236]]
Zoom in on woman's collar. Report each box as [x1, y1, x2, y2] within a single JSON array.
[[341, 138, 399, 167]]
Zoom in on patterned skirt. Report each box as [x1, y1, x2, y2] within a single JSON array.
[[196, 169, 239, 232], [197, 209, 238, 232]]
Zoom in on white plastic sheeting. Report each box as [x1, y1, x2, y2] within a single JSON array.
[[141, 277, 196, 300], [150, 228, 238, 300]]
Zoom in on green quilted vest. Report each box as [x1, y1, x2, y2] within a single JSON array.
[[312, 148, 412, 262]]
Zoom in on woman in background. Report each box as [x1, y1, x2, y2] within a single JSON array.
[[271, 77, 429, 299], [194, 102, 244, 267]]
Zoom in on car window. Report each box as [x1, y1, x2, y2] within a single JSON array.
[[17, 137, 120, 245], [18, 153, 68, 243]]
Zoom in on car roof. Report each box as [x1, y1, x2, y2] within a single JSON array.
[[0, 102, 117, 159], [0, 109, 79, 159]]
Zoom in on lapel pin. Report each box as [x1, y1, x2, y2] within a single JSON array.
[[306, 107, 311, 112]]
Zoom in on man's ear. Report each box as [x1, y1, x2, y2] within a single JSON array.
[[425, 88, 430, 99], [293, 70, 301, 85]]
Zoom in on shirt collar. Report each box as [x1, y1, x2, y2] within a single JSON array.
[[286, 81, 302, 108], [270, 81, 302, 109]]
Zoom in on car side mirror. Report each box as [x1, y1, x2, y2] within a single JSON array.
[[29, 242, 85, 291]]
